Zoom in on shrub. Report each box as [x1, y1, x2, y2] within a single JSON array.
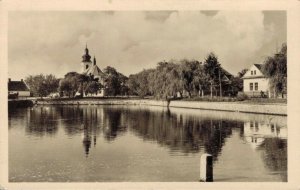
[[236, 92, 249, 101]]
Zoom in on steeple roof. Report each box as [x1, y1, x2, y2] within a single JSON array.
[[82, 44, 91, 62]]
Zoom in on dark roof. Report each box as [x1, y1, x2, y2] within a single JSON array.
[[8, 80, 30, 91], [221, 68, 234, 79], [253, 64, 266, 75]]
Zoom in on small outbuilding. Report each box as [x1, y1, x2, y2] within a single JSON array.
[[8, 78, 31, 98]]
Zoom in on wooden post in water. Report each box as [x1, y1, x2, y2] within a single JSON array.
[[200, 154, 213, 182]]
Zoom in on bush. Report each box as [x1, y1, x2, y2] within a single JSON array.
[[236, 92, 249, 101]]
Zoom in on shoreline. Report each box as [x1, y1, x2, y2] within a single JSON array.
[[33, 99, 287, 116]]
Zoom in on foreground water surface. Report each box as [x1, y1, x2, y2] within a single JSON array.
[[9, 105, 287, 182]]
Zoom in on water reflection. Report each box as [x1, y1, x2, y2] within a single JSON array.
[[26, 107, 58, 136], [20, 105, 287, 159], [8, 105, 287, 181]]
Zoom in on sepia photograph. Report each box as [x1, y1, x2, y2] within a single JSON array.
[[2, 0, 300, 188], [6, 10, 288, 183]]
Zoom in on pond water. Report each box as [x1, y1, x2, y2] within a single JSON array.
[[8, 105, 287, 182]]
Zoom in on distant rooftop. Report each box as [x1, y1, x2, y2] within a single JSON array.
[[8, 79, 30, 91]]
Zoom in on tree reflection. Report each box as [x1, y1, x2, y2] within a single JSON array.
[[20, 105, 287, 169], [58, 106, 85, 135], [26, 106, 58, 136], [102, 107, 127, 141], [259, 138, 287, 181], [126, 108, 238, 160]]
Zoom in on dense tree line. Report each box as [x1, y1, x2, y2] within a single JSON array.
[[127, 53, 243, 99], [25, 46, 287, 100], [25, 66, 128, 98], [25, 74, 59, 97], [58, 66, 128, 97], [58, 72, 102, 97]]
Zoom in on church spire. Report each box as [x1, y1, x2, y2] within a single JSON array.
[[82, 43, 91, 62], [93, 56, 96, 65]]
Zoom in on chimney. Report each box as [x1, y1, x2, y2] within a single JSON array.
[[8, 78, 11, 82], [21, 79, 23, 82]]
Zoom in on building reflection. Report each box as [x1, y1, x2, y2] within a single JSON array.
[[243, 121, 287, 149], [241, 120, 287, 181]]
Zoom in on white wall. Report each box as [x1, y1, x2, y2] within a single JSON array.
[[243, 78, 269, 92], [10, 91, 31, 97]]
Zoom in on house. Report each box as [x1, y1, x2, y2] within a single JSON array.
[[242, 64, 270, 98], [81, 45, 107, 97], [8, 78, 31, 98]]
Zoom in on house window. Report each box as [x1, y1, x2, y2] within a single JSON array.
[[251, 71, 253, 75], [254, 70, 256, 75], [255, 83, 258, 91], [250, 83, 253, 91]]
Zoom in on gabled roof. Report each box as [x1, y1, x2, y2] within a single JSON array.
[[84, 64, 106, 79], [242, 64, 267, 79], [253, 64, 266, 75], [8, 80, 30, 91]]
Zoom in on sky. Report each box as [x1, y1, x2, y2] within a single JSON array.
[[8, 11, 286, 80]]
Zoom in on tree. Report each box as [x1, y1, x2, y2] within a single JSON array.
[[128, 69, 154, 97], [179, 59, 210, 97], [204, 53, 221, 97], [191, 62, 209, 97], [262, 43, 287, 98], [25, 74, 59, 98], [180, 60, 198, 98], [85, 80, 101, 95], [147, 61, 184, 99], [58, 78, 73, 97], [58, 72, 81, 97], [103, 66, 128, 96], [237, 69, 248, 78]]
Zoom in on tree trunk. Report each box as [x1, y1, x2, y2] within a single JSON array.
[[218, 70, 222, 97], [210, 82, 213, 98], [199, 84, 202, 97]]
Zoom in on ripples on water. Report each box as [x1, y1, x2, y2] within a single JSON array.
[[8, 105, 287, 182]]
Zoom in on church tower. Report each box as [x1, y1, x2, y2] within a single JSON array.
[[81, 44, 92, 73]]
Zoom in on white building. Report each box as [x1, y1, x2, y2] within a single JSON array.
[[242, 64, 270, 98]]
